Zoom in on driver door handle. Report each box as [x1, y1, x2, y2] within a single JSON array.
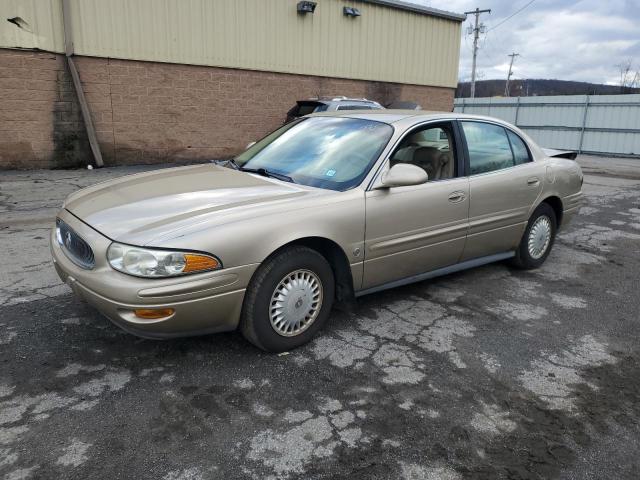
[[448, 191, 466, 203]]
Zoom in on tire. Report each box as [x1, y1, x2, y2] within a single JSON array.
[[240, 246, 335, 352], [511, 202, 557, 269]]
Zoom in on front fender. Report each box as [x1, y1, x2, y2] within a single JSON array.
[[154, 190, 367, 271]]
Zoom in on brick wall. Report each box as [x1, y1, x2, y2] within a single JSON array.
[[0, 50, 89, 169], [0, 48, 455, 169]]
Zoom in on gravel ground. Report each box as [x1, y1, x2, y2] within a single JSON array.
[[0, 155, 639, 480]]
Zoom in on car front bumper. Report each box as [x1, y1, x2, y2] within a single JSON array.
[[51, 210, 258, 339]]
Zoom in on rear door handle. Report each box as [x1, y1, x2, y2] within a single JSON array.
[[448, 191, 466, 203], [527, 177, 540, 186]]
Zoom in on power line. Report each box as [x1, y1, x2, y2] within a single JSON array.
[[479, 29, 499, 66], [464, 7, 492, 98], [505, 52, 520, 96], [487, 0, 536, 32]]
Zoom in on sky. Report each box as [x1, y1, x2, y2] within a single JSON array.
[[410, 0, 640, 84]]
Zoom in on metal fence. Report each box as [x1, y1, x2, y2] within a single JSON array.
[[453, 94, 640, 157]]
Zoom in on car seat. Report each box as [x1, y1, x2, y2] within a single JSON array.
[[412, 147, 452, 180]]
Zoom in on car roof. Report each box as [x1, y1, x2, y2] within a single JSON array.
[[310, 109, 514, 126], [310, 109, 451, 124]]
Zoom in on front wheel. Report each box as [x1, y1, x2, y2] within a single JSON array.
[[240, 246, 335, 352], [511, 203, 557, 269]]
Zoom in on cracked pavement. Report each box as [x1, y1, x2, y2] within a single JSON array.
[[1, 156, 639, 479]]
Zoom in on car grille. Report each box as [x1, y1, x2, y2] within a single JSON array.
[[56, 218, 95, 269]]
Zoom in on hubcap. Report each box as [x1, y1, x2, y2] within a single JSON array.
[[269, 269, 323, 337], [528, 215, 552, 259]]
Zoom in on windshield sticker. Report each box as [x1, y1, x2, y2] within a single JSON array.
[[325, 169, 337, 177]]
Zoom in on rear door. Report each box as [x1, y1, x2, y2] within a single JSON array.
[[459, 120, 546, 260], [362, 121, 469, 290]]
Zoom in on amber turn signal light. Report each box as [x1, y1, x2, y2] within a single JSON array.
[[134, 308, 175, 320], [183, 253, 220, 273]]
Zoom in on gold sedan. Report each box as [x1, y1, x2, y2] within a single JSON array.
[[51, 111, 583, 351]]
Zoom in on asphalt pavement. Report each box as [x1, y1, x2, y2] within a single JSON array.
[[0, 156, 639, 480]]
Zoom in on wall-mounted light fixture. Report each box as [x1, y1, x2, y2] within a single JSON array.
[[343, 6, 361, 17], [297, 1, 317, 14]]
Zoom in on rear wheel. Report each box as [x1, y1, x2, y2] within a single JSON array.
[[240, 246, 335, 352], [511, 203, 557, 269]]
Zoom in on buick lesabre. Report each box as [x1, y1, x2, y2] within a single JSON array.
[[51, 111, 583, 351]]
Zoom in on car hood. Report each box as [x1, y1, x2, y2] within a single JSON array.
[[64, 164, 318, 245]]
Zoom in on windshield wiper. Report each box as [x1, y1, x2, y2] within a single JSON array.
[[241, 167, 295, 184], [214, 159, 295, 184], [212, 158, 241, 170]]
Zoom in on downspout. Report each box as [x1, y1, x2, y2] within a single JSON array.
[[61, 0, 104, 167]]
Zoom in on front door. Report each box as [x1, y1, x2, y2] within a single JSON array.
[[459, 120, 546, 260], [363, 122, 469, 290]]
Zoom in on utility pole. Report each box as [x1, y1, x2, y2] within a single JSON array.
[[464, 7, 491, 98], [504, 52, 520, 97]]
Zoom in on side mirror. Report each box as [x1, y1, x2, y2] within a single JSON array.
[[377, 163, 428, 189], [245, 141, 256, 150]]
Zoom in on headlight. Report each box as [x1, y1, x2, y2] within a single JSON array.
[[107, 243, 221, 278]]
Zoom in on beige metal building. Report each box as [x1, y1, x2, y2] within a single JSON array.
[[0, 0, 464, 168]]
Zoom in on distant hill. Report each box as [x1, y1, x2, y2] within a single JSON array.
[[455, 79, 640, 98]]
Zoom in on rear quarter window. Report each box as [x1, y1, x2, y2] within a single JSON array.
[[507, 130, 532, 165]]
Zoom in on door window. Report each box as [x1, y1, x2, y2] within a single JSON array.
[[461, 122, 515, 175], [389, 123, 456, 181]]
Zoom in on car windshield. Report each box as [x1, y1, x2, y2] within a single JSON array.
[[234, 117, 393, 191]]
